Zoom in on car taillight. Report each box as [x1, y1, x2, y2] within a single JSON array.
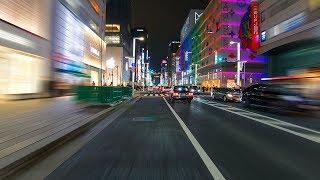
[[173, 93, 179, 96], [188, 92, 193, 96]]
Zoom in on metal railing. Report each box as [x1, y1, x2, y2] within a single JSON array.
[[75, 86, 132, 103]]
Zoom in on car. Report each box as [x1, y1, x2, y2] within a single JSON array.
[[170, 86, 193, 103], [189, 86, 202, 95], [241, 84, 310, 111], [162, 86, 172, 94], [211, 87, 241, 102]]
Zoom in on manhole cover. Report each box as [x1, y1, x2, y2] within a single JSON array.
[[132, 117, 156, 122]]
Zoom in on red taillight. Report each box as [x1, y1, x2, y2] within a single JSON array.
[[173, 93, 179, 96], [188, 93, 193, 96]]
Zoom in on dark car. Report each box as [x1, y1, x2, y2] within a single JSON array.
[[211, 88, 241, 102], [241, 84, 309, 111], [189, 86, 202, 95], [170, 86, 193, 103]]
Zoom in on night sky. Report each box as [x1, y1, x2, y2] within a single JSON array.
[[133, 0, 210, 71]]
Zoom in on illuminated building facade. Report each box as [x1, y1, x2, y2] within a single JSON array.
[[0, 0, 107, 99], [0, 0, 53, 99], [105, 0, 133, 86], [132, 27, 149, 87], [179, 0, 266, 88], [167, 41, 180, 86], [259, 0, 320, 76], [52, 0, 107, 89]]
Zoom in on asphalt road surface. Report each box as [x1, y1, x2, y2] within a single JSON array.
[[44, 95, 320, 180]]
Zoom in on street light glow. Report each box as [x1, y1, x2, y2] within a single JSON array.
[[135, 37, 145, 41], [106, 57, 116, 69]]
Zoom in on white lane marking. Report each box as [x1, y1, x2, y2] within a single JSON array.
[[195, 98, 320, 144], [163, 97, 226, 180]]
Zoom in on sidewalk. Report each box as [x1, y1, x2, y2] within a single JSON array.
[[0, 97, 115, 178]]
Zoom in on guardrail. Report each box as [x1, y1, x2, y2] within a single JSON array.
[[75, 86, 132, 103]]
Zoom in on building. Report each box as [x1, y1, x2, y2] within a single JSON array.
[[160, 59, 168, 86], [132, 27, 149, 87], [52, 0, 107, 91], [179, 0, 266, 88], [177, 9, 204, 86], [0, 0, 107, 99], [105, 0, 133, 86], [167, 41, 181, 86], [258, 0, 320, 99], [0, 0, 53, 99]]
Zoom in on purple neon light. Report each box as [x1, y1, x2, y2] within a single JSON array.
[[221, 0, 250, 4], [222, 10, 247, 16], [220, 22, 240, 27]]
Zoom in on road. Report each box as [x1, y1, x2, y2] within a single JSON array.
[[14, 95, 320, 180]]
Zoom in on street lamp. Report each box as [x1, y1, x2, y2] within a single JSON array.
[[229, 41, 241, 87], [132, 37, 145, 94]]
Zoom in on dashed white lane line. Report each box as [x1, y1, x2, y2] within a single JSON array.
[[195, 98, 320, 144], [143, 94, 169, 97], [163, 97, 226, 180]]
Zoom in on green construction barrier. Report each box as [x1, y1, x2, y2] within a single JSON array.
[[75, 86, 132, 103]]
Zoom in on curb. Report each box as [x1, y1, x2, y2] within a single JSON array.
[[0, 96, 139, 179]]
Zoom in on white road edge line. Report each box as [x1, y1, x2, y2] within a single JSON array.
[[197, 98, 320, 134], [195, 99, 320, 144], [163, 97, 226, 180]]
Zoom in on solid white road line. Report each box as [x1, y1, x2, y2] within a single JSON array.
[[163, 97, 226, 180], [195, 98, 320, 144]]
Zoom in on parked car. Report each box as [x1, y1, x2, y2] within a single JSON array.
[[189, 86, 202, 95], [170, 86, 193, 103], [241, 84, 312, 111], [211, 88, 241, 102]]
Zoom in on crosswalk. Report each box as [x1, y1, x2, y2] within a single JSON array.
[[143, 93, 169, 97]]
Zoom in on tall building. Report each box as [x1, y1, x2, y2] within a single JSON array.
[[132, 27, 149, 86], [0, 0, 107, 99], [177, 10, 204, 86], [259, 0, 320, 76], [105, 0, 133, 86], [160, 59, 168, 86], [179, 0, 266, 88], [167, 41, 181, 86]]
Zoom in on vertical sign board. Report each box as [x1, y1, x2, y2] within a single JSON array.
[[249, 2, 260, 52]]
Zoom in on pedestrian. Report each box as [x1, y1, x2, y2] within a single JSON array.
[[92, 81, 95, 86]]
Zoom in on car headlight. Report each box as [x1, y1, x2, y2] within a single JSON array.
[[227, 93, 233, 98], [279, 95, 303, 102]]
